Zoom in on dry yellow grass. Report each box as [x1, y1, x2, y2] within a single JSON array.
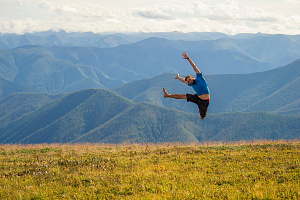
[[1, 140, 299, 199]]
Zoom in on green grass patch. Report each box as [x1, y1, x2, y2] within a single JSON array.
[[0, 141, 299, 199], [0, 147, 61, 155]]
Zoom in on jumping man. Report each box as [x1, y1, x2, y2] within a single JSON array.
[[163, 52, 210, 120]]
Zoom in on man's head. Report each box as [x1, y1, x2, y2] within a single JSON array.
[[185, 75, 195, 85]]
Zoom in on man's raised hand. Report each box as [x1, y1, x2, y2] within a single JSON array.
[[182, 52, 200, 73], [182, 52, 189, 59], [174, 73, 180, 79]]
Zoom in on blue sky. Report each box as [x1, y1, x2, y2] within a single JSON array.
[[0, 0, 299, 35]]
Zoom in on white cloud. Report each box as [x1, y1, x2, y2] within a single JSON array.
[[136, 9, 174, 20], [0, 0, 299, 35], [62, 5, 77, 13], [39, 1, 77, 14], [283, 0, 300, 4]]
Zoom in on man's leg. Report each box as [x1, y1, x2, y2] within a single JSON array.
[[163, 88, 187, 99], [198, 99, 209, 120]]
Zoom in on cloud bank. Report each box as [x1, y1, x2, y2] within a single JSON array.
[[0, 0, 299, 35]]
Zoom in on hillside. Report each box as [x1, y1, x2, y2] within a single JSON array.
[[0, 78, 34, 99], [0, 88, 299, 144], [231, 34, 300, 66], [0, 47, 125, 95], [0, 89, 134, 144], [111, 60, 300, 116], [0, 92, 66, 128], [72, 104, 300, 143], [72, 102, 199, 143]]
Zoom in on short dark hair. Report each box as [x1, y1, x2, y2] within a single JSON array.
[[185, 75, 192, 81]]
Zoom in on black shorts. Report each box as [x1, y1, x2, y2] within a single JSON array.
[[186, 94, 210, 118]]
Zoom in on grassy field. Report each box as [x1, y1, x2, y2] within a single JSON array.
[[0, 140, 299, 199]]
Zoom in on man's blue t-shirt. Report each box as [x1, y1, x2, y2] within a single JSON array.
[[188, 73, 210, 96]]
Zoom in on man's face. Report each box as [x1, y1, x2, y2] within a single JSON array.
[[186, 76, 195, 84]]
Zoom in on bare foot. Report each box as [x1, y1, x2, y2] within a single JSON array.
[[163, 88, 169, 98], [199, 110, 205, 120]]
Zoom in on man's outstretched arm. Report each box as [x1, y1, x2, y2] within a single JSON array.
[[174, 73, 188, 84], [182, 52, 201, 74]]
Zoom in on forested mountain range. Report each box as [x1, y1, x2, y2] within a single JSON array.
[[0, 33, 299, 95], [0, 60, 299, 143], [0, 89, 299, 144], [0, 92, 65, 128], [1, 59, 299, 117], [0, 31, 299, 144], [0, 78, 34, 99], [0, 31, 229, 49], [1, 31, 299, 66]]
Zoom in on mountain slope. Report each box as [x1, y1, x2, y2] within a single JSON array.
[[0, 89, 299, 144], [0, 47, 125, 95], [19, 89, 134, 144], [0, 92, 65, 128], [0, 89, 134, 144], [72, 102, 199, 143], [196, 112, 300, 141], [233, 34, 300, 66], [0, 78, 34, 99], [75, 104, 299, 143], [0, 89, 101, 143]]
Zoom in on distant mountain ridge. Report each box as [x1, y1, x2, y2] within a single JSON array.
[[1, 31, 299, 66], [0, 34, 299, 97], [0, 88, 299, 144], [0, 32, 299, 98], [0, 31, 231, 49]]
